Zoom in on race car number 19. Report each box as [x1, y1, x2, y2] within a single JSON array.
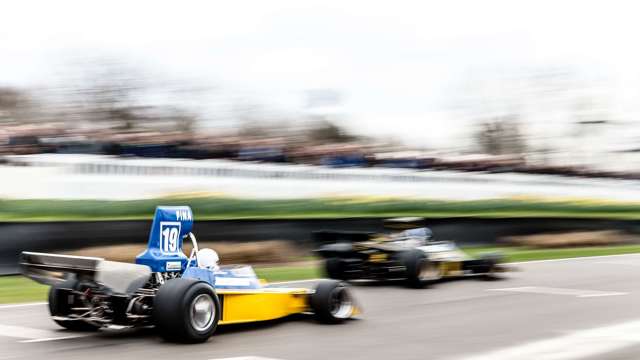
[[160, 222, 181, 254]]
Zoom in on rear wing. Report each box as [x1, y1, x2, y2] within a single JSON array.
[[20, 252, 102, 285], [20, 251, 151, 294], [312, 230, 375, 246]]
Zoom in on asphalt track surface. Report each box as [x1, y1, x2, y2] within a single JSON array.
[[2, 254, 640, 360]]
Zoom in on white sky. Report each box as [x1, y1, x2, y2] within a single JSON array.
[[2, 0, 640, 148]]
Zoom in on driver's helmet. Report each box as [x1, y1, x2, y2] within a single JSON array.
[[400, 227, 433, 242], [198, 248, 220, 271], [399, 227, 433, 246]]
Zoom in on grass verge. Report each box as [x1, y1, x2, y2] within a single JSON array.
[[464, 244, 640, 262], [0, 276, 48, 304], [4, 244, 640, 304], [4, 197, 640, 221], [254, 264, 322, 282]]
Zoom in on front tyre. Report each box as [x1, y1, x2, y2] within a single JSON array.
[[153, 278, 220, 343], [311, 280, 355, 324]]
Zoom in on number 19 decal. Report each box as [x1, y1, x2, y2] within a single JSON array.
[[160, 222, 181, 254]]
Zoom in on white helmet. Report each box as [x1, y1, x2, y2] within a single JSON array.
[[198, 248, 220, 270]]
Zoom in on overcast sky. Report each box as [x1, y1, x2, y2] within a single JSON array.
[[2, 0, 640, 148]]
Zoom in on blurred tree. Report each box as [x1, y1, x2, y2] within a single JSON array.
[[57, 58, 149, 129], [0, 87, 37, 123], [474, 115, 526, 155], [87, 62, 144, 128], [57, 58, 206, 133], [165, 106, 196, 133], [456, 67, 607, 157], [307, 118, 357, 143], [234, 100, 273, 137]]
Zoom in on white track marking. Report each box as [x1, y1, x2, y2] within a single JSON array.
[[0, 302, 46, 310], [0, 324, 86, 342], [460, 319, 640, 360], [20, 335, 88, 343], [487, 286, 627, 298], [509, 252, 640, 265]]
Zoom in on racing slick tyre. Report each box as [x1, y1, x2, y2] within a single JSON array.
[[153, 278, 221, 343], [48, 278, 100, 331], [400, 250, 441, 288], [478, 253, 504, 280], [325, 258, 347, 280], [311, 280, 355, 324]]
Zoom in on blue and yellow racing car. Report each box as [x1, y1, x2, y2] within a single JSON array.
[[20, 206, 359, 343]]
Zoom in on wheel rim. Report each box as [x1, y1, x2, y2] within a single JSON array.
[[329, 286, 354, 319], [418, 261, 441, 281], [190, 294, 215, 331]]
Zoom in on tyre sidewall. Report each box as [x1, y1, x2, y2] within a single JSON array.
[[48, 278, 100, 331], [48, 279, 76, 317], [154, 278, 220, 343], [399, 250, 428, 288], [310, 279, 353, 324]]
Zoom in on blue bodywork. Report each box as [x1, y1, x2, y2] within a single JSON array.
[[183, 266, 262, 289], [135, 206, 193, 273], [135, 205, 262, 290]]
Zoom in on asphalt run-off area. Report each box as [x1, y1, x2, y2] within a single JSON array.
[[2, 254, 640, 360]]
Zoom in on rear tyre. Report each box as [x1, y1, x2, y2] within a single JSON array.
[[325, 258, 347, 280], [48, 279, 100, 331], [311, 280, 355, 324], [400, 250, 440, 288], [154, 278, 220, 343]]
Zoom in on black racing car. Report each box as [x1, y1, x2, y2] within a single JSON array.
[[314, 217, 507, 288]]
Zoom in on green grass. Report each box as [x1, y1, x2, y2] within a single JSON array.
[[0, 276, 48, 304], [4, 197, 640, 221], [254, 264, 322, 282], [464, 244, 640, 262], [5, 244, 640, 304]]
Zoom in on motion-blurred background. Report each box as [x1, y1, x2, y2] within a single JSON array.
[[3, 1, 640, 284]]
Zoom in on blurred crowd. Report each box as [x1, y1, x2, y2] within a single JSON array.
[[4, 119, 640, 181]]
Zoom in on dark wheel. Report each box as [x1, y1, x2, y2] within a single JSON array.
[[48, 279, 100, 331], [153, 278, 220, 343], [478, 253, 504, 280], [310, 280, 355, 324], [399, 250, 440, 288], [325, 258, 347, 280]]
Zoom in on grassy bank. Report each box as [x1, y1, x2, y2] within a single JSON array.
[[4, 244, 640, 304], [3, 197, 640, 221], [0, 276, 49, 304], [464, 244, 640, 262]]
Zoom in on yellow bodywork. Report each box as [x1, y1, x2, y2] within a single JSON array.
[[440, 261, 464, 277], [217, 287, 311, 325], [368, 253, 388, 263]]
